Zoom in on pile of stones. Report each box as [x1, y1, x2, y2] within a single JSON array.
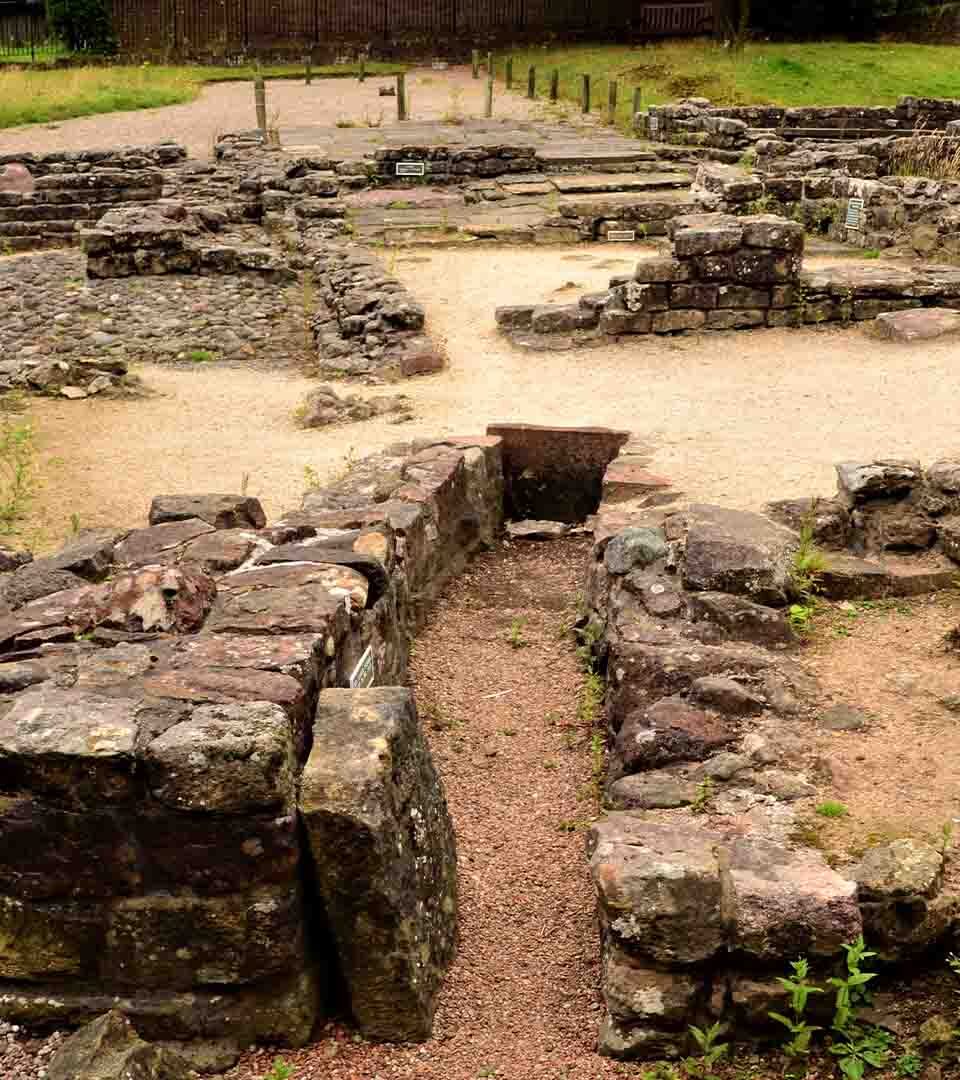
[[582, 444, 960, 1059], [372, 144, 538, 181], [294, 383, 414, 426], [312, 243, 444, 378]]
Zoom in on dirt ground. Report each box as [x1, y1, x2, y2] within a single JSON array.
[[0, 65, 559, 160], [22, 243, 960, 551], [800, 593, 960, 861]]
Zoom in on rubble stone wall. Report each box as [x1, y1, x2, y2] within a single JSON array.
[[584, 446, 960, 1060], [0, 144, 186, 252], [0, 437, 504, 1054]]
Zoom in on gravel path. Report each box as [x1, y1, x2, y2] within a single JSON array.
[[0, 66, 552, 160], [228, 535, 636, 1080]]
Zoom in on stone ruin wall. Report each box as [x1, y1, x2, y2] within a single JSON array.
[[495, 210, 960, 348], [0, 435, 505, 1056], [581, 444, 960, 1060]]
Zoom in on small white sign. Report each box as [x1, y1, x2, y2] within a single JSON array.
[[349, 645, 376, 689], [846, 197, 865, 230], [607, 229, 637, 242], [648, 115, 660, 135], [431, 60, 448, 70], [396, 161, 426, 177]]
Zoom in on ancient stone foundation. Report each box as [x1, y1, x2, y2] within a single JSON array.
[[582, 445, 960, 1059]]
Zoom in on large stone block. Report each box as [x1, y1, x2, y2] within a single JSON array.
[[143, 701, 296, 814], [721, 836, 861, 959], [681, 504, 798, 605], [114, 519, 215, 568], [587, 816, 724, 965], [103, 887, 304, 989], [300, 687, 457, 1041], [148, 494, 267, 530], [614, 697, 736, 773], [0, 895, 104, 980]]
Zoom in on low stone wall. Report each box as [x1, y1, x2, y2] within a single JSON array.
[[583, 449, 960, 1059], [496, 209, 960, 348], [0, 437, 504, 1056], [312, 243, 444, 379], [637, 95, 960, 151], [0, 145, 186, 252]]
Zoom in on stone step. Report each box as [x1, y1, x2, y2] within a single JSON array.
[[551, 171, 691, 194], [0, 220, 84, 237], [0, 203, 94, 223], [537, 146, 659, 170], [781, 127, 915, 141]]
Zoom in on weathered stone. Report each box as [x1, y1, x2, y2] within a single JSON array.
[[114, 518, 215, 568], [874, 307, 960, 342], [854, 839, 943, 899], [652, 309, 706, 333], [604, 527, 669, 575], [0, 894, 103, 980], [634, 257, 687, 283], [741, 215, 804, 252], [819, 703, 868, 731], [587, 816, 724, 964], [673, 223, 743, 256], [104, 887, 304, 989], [76, 564, 216, 634], [681, 504, 798, 604], [602, 462, 673, 506], [691, 675, 766, 716], [599, 309, 652, 335], [300, 688, 457, 1041], [144, 701, 295, 813], [149, 494, 266, 530], [255, 538, 388, 603], [615, 697, 737, 773], [606, 771, 698, 810], [929, 460, 960, 494], [705, 309, 766, 330], [2, 565, 86, 609], [687, 592, 795, 646], [602, 941, 702, 1023], [179, 529, 263, 573], [48, 1010, 191, 1080], [721, 836, 861, 959], [506, 519, 569, 540], [764, 496, 850, 549], [836, 460, 922, 502], [597, 1014, 686, 1061], [38, 528, 119, 580], [0, 546, 31, 573], [530, 304, 597, 333], [494, 305, 535, 329]]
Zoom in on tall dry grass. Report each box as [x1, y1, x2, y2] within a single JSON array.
[[891, 128, 960, 180]]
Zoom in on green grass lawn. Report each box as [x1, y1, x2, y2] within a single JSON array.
[[0, 60, 405, 128], [502, 40, 960, 129]]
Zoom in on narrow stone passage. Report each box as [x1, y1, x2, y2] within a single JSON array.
[[232, 536, 636, 1080]]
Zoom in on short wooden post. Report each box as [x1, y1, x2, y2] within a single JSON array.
[[607, 79, 618, 124], [549, 68, 559, 102], [581, 72, 590, 114], [304, 55, 312, 86], [527, 65, 535, 99], [486, 51, 492, 75], [254, 64, 267, 132], [397, 73, 407, 120], [485, 70, 494, 117], [506, 56, 513, 89], [633, 85, 643, 118], [359, 53, 366, 82], [472, 48, 479, 78]]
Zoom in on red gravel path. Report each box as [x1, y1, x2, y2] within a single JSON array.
[[229, 536, 636, 1080]]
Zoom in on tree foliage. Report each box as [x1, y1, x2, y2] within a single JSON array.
[[46, 0, 117, 53]]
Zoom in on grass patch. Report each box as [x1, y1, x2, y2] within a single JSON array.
[[816, 800, 849, 819], [0, 60, 405, 129], [501, 40, 960, 132]]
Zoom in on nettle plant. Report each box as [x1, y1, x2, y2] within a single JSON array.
[[766, 936, 893, 1079]]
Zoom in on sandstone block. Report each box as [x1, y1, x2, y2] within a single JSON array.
[[301, 687, 457, 1041], [48, 1011, 192, 1080], [149, 494, 266, 530]]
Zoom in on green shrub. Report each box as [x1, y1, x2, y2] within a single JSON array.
[[46, 0, 117, 54]]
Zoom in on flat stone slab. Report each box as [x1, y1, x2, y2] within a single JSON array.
[[874, 308, 960, 342], [552, 171, 691, 194]]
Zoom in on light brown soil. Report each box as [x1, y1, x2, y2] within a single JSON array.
[[227, 536, 637, 1080], [23, 244, 960, 553], [799, 594, 960, 860], [0, 66, 555, 160]]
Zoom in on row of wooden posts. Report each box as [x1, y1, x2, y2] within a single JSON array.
[[252, 56, 644, 131]]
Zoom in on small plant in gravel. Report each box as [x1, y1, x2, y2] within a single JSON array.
[[185, 348, 215, 363], [684, 1022, 729, 1080], [0, 420, 36, 535], [262, 1059, 295, 1080], [577, 671, 604, 725], [895, 1050, 924, 1077], [788, 509, 828, 634], [816, 800, 849, 819], [507, 617, 528, 648], [691, 777, 714, 814]]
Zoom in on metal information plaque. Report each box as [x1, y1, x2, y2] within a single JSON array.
[[396, 161, 426, 177], [607, 229, 637, 242], [648, 115, 659, 135], [349, 645, 376, 689], [846, 197, 865, 230]]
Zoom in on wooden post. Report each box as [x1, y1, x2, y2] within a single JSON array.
[[485, 70, 494, 117], [359, 53, 366, 82], [581, 73, 590, 114], [633, 85, 643, 118], [506, 56, 513, 89], [397, 73, 407, 120], [486, 51, 492, 75], [527, 65, 535, 99], [607, 79, 618, 124], [549, 68, 559, 102], [254, 64, 267, 132], [304, 55, 312, 86], [472, 49, 479, 78]]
